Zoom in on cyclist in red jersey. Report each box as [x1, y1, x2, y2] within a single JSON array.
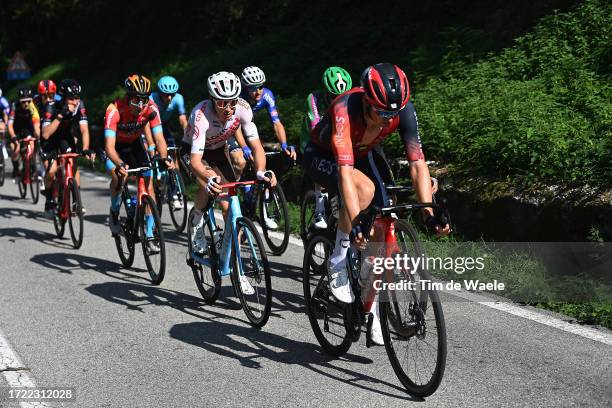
[[304, 63, 450, 344], [104, 74, 172, 253]]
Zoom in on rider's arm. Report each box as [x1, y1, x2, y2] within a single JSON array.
[[179, 114, 188, 130], [104, 134, 123, 168], [76, 101, 90, 151], [148, 105, 168, 160], [188, 104, 216, 182], [331, 105, 360, 223], [174, 94, 188, 131], [103, 104, 123, 167], [41, 103, 60, 140], [246, 136, 266, 173], [31, 105, 41, 139], [234, 126, 248, 149]]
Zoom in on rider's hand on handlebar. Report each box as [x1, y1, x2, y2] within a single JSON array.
[[115, 162, 128, 178], [163, 156, 176, 170], [242, 145, 253, 161], [257, 170, 277, 187], [351, 225, 368, 250], [205, 176, 222, 195], [281, 143, 297, 161], [425, 214, 451, 236]]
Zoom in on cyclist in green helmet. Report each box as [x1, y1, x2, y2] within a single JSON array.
[[301, 66, 353, 229]]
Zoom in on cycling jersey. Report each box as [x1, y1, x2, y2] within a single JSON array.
[[41, 99, 88, 137], [0, 97, 10, 121], [311, 88, 424, 166], [149, 92, 186, 124], [301, 90, 332, 151], [240, 87, 280, 124], [9, 101, 40, 135], [104, 97, 162, 144], [183, 98, 259, 154]]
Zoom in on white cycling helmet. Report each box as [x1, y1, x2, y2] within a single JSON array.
[[241, 66, 266, 86], [207, 71, 241, 100]]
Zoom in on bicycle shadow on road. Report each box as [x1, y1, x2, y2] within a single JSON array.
[[84, 281, 247, 324], [29, 252, 150, 283], [169, 320, 418, 400], [0, 227, 75, 249], [0, 206, 40, 220]]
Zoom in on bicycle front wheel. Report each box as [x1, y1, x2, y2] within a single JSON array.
[[67, 179, 84, 249], [302, 234, 351, 357], [187, 208, 221, 304], [380, 219, 447, 397], [17, 162, 26, 199], [29, 154, 40, 204], [139, 195, 166, 285], [0, 147, 5, 187], [52, 181, 66, 238], [168, 170, 188, 232], [231, 216, 272, 327], [258, 184, 290, 255]]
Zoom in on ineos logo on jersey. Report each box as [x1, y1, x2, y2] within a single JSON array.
[[312, 157, 337, 176]]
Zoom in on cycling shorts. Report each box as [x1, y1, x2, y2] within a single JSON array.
[[105, 139, 151, 176]]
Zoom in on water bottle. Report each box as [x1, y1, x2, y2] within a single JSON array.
[[127, 195, 137, 218]]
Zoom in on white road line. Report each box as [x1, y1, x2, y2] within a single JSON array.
[[445, 288, 612, 346], [0, 329, 52, 407], [81, 170, 612, 345]]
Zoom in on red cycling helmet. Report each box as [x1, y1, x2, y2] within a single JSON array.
[[360, 63, 410, 111], [37, 80, 57, 95]]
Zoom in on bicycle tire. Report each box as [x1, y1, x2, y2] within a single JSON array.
[[29, 157, 40, 204], [139, 195, 166, 285], [302, 234, 352, 356], [0, 147, 5, 187], [379, 219, 447, 397], [67, 179, 84, 249], [17, 161, 26, 198], [188, 208, 221, 304], [113, 191, 135, 267], [230, 216, 272, 327], [168, 170, 188, 232], [258, 184, 290, 255], [52, 180, 66, 238], [300, 189, 316, 245]]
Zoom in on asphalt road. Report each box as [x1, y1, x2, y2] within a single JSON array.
[[0, 169, 610, 408]]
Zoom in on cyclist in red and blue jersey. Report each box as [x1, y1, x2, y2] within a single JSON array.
[[302, 66, 353, 230], [304, 62, 450, 345], [104, 74, 172, 253]]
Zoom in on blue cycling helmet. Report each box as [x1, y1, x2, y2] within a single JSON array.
[[157, 75, 179, 94]]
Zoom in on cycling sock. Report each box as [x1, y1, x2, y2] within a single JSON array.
[[145, 214, 155, 238], [110, 195, 122, 213], [191, 208, 203, 227], [315, 189, 327, 213], [329, 229, 350, 269], [244, 186, 253, 204]]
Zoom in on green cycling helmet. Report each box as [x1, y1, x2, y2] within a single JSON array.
[[322, 66, 352, 95]]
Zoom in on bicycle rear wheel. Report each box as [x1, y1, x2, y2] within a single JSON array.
[[379, 219, 447, 397], [29, 156, 40, 204], [17, 161, 26, 199], [139, 195, 166, 285], [187, 208, 221, 304], [231, 216, 272, 327], [168, 170, 188, 232], [300, 189, 316, 245], [302, 234, 352, 356], [67, 179, 84, 249], [258, 184, 290, 255], [113, 193, 135, 267]]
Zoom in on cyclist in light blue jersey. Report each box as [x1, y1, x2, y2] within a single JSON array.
[[150, 75, 188, 209]]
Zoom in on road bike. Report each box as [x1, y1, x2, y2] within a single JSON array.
[[302, 185, 448, 397], [113, 162, 166, 285], [12, 135, 41, 203], [187, 180, 272, 327], [241, 151, 291, 255], [151, 147, 188, 232], [50, 150, 91, 249]]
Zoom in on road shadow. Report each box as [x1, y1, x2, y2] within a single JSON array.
[[269, 259, 302, 283], [30, 252, 150, 283], [84, 213, 108, 227], [0, 206, 41, 220], [0, 227, 74, 249], [169, 320, 417, 400], [85, 281, 246, 323], [0, 193, 29, 203]]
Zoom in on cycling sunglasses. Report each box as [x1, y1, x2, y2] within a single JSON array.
[[213, 99, 238, 109], [129, 96, 149, 108], [373, 107, 400, 119], [19, 99, 32, 104], [161, 92, 176, 98], [247, 85, 263, 92]]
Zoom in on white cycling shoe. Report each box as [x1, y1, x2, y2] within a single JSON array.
[[328, 260, 354, 303], [262, 205, 278, 230], [312, 212, 327, 229], [191, 222, 208, 255], [369, 300, 384, 346], [171, 195, 183, 210], [239, 275, 255, 295]]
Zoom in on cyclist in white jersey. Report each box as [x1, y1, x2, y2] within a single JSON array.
[[185, 71, 276, 258]]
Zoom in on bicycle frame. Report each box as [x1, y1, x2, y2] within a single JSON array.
[[19, 136, 37, 184], [193, 181, 258, 278], [123, 169, 152, 228], [56, 153, 80, 220]]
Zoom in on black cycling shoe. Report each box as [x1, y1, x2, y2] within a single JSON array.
[[44, 200, 56, 219]]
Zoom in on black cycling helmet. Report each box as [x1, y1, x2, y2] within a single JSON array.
[[17, 88, 33, 100], [59, 79, 82, 98]]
